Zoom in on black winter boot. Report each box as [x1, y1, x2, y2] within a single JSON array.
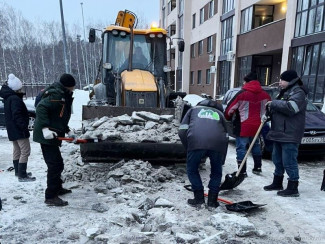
[[13, 160, 19, 176], [264, 175, 284, 191], [45, 196, 68, 206], [14, 160, 32, 177], [207, 191, 219, 209], [187, 190, 205, 207], [58, 188, 72, 196], [237, 160, 247, 177], [252, 155, 262, 175], [18, 163, 36, 182], [277, 181, 299, 197]]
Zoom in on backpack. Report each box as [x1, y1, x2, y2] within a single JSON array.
[[34, 88, 45, 107]]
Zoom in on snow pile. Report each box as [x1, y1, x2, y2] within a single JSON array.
[[81, 111, 181, 143]]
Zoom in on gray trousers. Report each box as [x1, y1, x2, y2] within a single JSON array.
[[12, 138, 31, 163]]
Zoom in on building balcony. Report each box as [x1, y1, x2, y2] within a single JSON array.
[[237, 19, 285, 57]]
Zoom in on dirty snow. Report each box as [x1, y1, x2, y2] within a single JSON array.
[[0, 90, 325, 243]]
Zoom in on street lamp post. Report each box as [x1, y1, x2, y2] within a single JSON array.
[[59, 0, 69, 73], [80, 2, 89, 87]]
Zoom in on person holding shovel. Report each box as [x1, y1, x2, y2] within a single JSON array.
[[224, 72, 271, 176], [179, 99, 228, 209], [33, 73, 76, 206], [264, 70, 307, 197]]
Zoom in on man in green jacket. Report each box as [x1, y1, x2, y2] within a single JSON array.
[[33, 74, 76, 206]]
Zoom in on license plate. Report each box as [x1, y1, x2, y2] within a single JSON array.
[[301, 137, 325, 144]]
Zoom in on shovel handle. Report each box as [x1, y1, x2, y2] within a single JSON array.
[[57, 137, 88, 143], [236, 120, 266, 177], [203, 193, 233, 204]]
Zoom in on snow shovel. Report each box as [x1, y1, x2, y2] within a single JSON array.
[[219, 119, 266, 191], [57, 137, 102, 144], [321, 169, 325, 191], [183, 186, 266, 212]]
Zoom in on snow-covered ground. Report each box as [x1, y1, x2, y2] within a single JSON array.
[[1, 90, 325, 243]]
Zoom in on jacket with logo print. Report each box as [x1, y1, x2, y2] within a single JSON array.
[[33, 82, 73, 146], [178, 101, 228, 154]]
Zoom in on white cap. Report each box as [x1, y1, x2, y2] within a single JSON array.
[[8, 74, 22, 91]]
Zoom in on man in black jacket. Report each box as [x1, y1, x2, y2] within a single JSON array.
[[179, 99, 228, 208], [264, 70, 307, 197], [0, 74, 35, 182]]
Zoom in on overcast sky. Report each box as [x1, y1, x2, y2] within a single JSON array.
[[1, 0, 160, 27]]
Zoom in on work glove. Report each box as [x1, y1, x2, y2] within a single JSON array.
[[67, 130, 77, 143], [42, 128, 58, 140]]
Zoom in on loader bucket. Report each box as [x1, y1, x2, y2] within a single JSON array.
[[81, 105, 187, 164]]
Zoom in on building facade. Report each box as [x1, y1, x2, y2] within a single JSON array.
[[160, 0, 325, 105]]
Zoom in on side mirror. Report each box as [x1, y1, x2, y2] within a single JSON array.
[[89, 28, 96, 43], [178, 40, 185, 52]]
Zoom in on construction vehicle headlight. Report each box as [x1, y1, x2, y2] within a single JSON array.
[[163, 65, 171, 72], [112, 30, 119, 36], [103, 62, 112, 70], [157, 33, 163, 38], [149, 33, 156, 38], [120, 31, 126, 37]]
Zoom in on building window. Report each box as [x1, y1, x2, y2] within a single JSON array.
[[253, 5, 274, 28], [222, 0, 234, 14], [198, 70, 202, 85], [200, 8, 205, 24], [206, 69, 211, 84], [220, 17, 233, 55], [191, 44, 196, 58], [192, 13, 196, 29], [190, 71, 194, 85], [291, 41, 325, 103], [295, 0, 325, 37], [209, 0, 215, 18], [168, 24, 176, 36], [198, 40, 204, 55], [219, 61, 231, 95], [170, 48, 176, 60], [168, 0, 176, 14], [240, 6, 253, 33], [237, 56, 252, 87], [207, 35, 213, 53]]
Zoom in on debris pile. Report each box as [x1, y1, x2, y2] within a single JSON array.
[[81, 111, 181, 143]]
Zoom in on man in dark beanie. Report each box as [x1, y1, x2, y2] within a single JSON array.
[[264, 69, 307, 197], [225, 72, 271, 176], [33, 73, 76, 206]]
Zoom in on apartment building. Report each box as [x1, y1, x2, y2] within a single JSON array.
[[160, 0, 325, 105]]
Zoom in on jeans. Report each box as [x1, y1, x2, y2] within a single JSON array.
[[41, 144, 64, 199], [187, 149, 223, 194], [272, 142, 299, 181], [235, 136, 261, 161]]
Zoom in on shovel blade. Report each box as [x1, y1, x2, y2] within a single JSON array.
[[220, 171, 245, 191], [225, 201, 266, 212]]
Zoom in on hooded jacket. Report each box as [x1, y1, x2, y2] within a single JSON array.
[[33, 82, 73, 146], [266, 79, 307, 144], [224, 80, 271, 137], [178, 99, 228, 154], [0, 85, 30, 141]]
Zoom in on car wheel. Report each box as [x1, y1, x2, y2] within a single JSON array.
[[28, 115, 35, 131]]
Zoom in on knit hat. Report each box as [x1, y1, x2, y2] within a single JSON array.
[[59, 73, 76, 87], [8, 74, 23, 91], [244, 72, 257, 82], [280, 70, 298, 82]]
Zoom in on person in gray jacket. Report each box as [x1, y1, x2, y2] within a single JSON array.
[[264, 70, 307, 197], [179, 99, 228, 208]]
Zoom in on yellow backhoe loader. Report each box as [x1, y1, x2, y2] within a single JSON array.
[[81, 10, 186, 163]]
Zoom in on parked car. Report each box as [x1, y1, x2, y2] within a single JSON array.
[[0, 98, 36, 131], [222, 86, 325, 157]]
